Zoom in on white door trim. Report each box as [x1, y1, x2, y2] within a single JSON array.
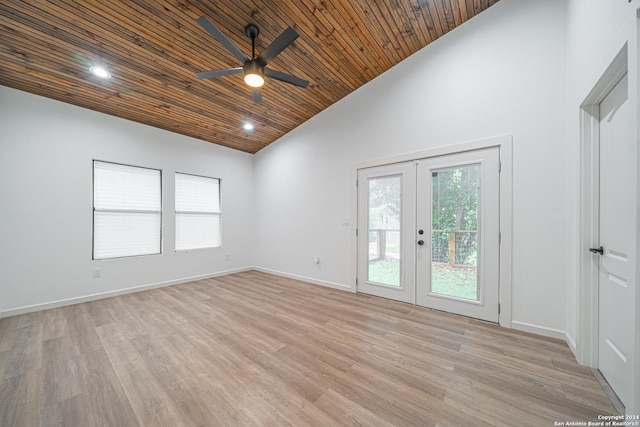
[[577, 44, 628, 368], [350, 134, 513, 328]]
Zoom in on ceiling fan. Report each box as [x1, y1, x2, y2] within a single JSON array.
[[195, 16, 309, 103]]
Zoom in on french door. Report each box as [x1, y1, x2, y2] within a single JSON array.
[[415, 149, 500, 322], [356, 162, 416, 303], [357, 148, 500, 322]]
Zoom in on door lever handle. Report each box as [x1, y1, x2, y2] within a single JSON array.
[[589, 246, 604, 255]]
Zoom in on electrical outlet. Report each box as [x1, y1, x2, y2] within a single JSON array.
[[92, 267, 101, 278], [314, 255, 320, 265]]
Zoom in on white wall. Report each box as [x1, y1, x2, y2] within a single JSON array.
[[564, 0, 640, 413], [254, 0, 569, 336], [0, 86, 254, 315]]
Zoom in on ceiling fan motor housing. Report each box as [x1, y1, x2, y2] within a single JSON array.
[[243, 59, 264, 75]]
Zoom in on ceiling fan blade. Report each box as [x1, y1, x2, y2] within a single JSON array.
[[196, 16, 248, 63], [252, 89, 262, 103], [196, 67, 243, 79], [257, 27, 299, 65], [264, 68, 309, 88]]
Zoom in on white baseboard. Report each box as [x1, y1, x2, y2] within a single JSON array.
[[252, 266, 354, 292], [0, 267, 252, 318], [510, 320, 568, 341], [564, 331, 577, 355]]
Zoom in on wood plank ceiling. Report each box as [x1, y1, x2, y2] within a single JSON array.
[[0, 0, 498, 154]]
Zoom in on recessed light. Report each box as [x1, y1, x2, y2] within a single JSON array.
[[243, 122, 254, 131], [90, 65, 111, 79]]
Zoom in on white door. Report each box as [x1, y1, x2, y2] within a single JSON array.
[[357, 162, 416, 303], [356, 148, 500, 323], [416, 148, 500, 322], [597, 73, 633, 408]]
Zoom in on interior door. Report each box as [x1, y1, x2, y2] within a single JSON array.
[[415, 148, 500, 322], [357, 162, 416, 303], [597, 73, 633, 408]]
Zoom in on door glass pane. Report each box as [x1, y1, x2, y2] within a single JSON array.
[[368, 175, 401, 287], [431, 165, 479, 300]]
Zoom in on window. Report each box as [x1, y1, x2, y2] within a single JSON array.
[[93, 161, 162, 259], [175, 173, 221, 251]]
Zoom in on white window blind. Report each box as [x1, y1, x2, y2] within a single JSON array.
[[93, 161, 162, 259], [175, 173, 221, 251]]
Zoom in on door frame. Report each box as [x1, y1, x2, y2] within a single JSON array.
[[578, 38, 640, 414], [350, 134, 513, 328], [577, 45, 628, 369]]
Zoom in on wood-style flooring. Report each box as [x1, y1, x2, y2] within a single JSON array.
[[0, 271, 618, 426]]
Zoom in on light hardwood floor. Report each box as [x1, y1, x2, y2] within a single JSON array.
[[0, 271, 617, 426]]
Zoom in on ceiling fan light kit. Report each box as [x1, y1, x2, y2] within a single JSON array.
[[195, 15, 309, 103], [243, 61, 264, 88]]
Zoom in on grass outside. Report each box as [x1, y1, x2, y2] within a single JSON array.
[[432, 264, 477, 300], [368, 259, 477, 300], [368, 259, 401, 287]]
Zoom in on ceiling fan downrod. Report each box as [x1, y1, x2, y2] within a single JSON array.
[[245, 24, 260, 61]]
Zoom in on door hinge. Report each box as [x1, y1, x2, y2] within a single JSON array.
[[356, 277, 358, 286], [499, 232, 502, 243], [356, 228, 358, 237], [498, 304, 501, 314], [499, 161, 502, 172]]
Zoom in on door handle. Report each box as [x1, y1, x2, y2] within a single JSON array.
[[417, 240, 424, 246], [589, 246, 604, 255]]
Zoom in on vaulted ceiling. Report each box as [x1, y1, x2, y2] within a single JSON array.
[[0, 1, 498, 153]]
